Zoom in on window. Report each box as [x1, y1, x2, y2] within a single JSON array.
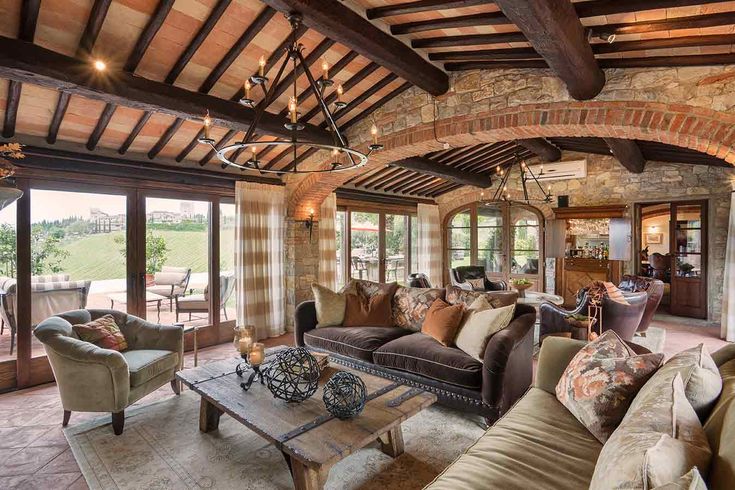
[[336, 210, 346, 287], [220, 202, 236, 322], [511, 207, 540, 275], [0, 202, 16, 362], [448, 210, 471, 269], [478, 205, 503, 273], [350, 211, 379, 282]]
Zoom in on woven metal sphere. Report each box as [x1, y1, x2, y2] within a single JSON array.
[[264, 347, 321, 403], [323, 372, 367, 419]]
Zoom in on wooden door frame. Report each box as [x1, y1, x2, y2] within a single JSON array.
[[670, 200, 708, 319]]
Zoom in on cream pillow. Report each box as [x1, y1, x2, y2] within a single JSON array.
[[311, 283, 346, 328], [652, 468, 707, 490], [454, 302, 515, 360]]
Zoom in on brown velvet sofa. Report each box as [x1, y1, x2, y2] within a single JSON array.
[[295, 281, 536, 424]]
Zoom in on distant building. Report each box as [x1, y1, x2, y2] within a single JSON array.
[[148, 210, 181, 224], [180, 202, 194, 219], [90, 208, 125, 232]]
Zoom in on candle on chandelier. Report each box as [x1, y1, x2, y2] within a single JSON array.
[[336, 84, 344, 103], [321, 58, 329, 80], [244, 79, 251, 99], [251, 145, 258, 161], [289, 97, 298, 124], [203, 111, 212, 139], [370, 124, 379, 146], [258, 55, 266, 77]]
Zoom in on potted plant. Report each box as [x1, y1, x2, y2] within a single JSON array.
[[114, 230, 168, 285], [511, 278, 533, 298]]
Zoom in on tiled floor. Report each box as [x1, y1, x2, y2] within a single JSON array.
[[0, 319, 728, 489]]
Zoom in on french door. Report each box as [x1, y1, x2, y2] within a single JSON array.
[[670, 201, 707, 319]]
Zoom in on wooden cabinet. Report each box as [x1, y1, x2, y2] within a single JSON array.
[[556, 258, 623, 307]]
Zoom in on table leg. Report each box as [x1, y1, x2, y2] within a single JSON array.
[[157, 300, 161, 322], [289, 457, 327, 490], [199, 398, 222, 433], [110, 299, 114, 309], [193, 326, 198, 367], [378, 425, 404, 458]]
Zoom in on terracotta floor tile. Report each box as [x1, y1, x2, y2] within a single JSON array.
[[14, 472, 82, 490], [0, 427, 51, 449], [28, 426, 70, 447], [66, 474, 89, 490], [37, 448, 80, 474], [0, 445, 67, 476], [0, 474, 29, 488]]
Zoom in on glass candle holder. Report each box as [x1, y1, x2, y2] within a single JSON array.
[[248, 343, 265, 366], [234, 325, 255, 355]]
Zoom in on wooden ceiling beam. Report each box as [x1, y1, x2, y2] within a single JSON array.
[[349, 166, 394, 187], [430, 182, 462, 197], [86, 103, 116, 151], [516, 138, 561, 161], [452, 145, 511, 170], [366, 0, 491, 19], [437, 144, 491, 165], [460, 146, 521, 172], [453, 142, 518, 170], [118, 112, 151, 154], [260, 0, 448, 95], [366, 168, 410, 190], [390, 173, 437, 194], [604, 138, 646, 173], [599, 54, 735, 68], [574, 0, 729, 18], [445, 60, 547, 71], [392, 11, 509, 35], [413, 32, 526, 49], [375, 170, 419, 191], [590, 11, 735, 37], [48, 0, 111, 145], [147, 118, 184, 159], [2, 81, 21, 139], [494, 0, 604, 100], [595, 33, 735, 55], [391, 157, 490, 188], [431, 48, 538, 62]]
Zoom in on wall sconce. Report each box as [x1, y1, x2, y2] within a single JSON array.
[[302, 208, 315, 241]]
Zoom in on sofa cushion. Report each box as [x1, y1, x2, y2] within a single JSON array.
[[343, 291, 394, 328], [556, 330, 664, 443], [652, 468, 707, 490], [590, 374, 712, 489], [311, 282, 345, 328], [177, 294, 208, 311], [373, 333, 483, 389], [445, 285, 517, 309], [122, 349, 179, 388], [426, 387, 602, 490], [455, 302, 515, 361], [421, 299, 464, 347], [303, 326, 410, 362], [703, 358, 735, 490], [392, 286, 445, 331], [341, 279, 397, 299]]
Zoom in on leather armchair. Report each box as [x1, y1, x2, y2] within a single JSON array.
[[34, 309, 183, 435], [539, 290, 648, 342], [617, 275, 665, 334], [449, 266, 508, 292]]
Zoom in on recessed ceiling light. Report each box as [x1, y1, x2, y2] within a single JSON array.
[[93, 59, 107, 72]]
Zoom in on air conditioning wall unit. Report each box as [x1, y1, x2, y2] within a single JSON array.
[[527, 159, 587, 182]]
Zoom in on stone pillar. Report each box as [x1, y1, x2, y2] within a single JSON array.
[[284, 217, 319, 331]]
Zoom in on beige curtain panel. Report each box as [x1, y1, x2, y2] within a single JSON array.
[[418, 203, 443, 288], [235, 182, 286, 339], [722, 192, 735, 341], [318, 193, 338, 290]]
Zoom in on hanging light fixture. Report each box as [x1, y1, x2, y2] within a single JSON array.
[[482, 152, 552, 204], [198, 13, 382, 174]]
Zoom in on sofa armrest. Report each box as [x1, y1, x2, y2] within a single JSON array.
[[534, 336, 587, 394], [482, 303, 536, 415], [539, 298, 588, 340], [295, 301, 318, 347], [123, 315, 184, 360]]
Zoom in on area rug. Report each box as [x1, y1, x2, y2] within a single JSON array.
[[64, 391, 485, 490]]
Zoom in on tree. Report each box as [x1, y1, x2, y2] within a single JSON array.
[[114, 230, 169, 273]]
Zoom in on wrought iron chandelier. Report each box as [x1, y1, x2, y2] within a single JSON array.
[[197, 13, 383, 174], [482, 152, 553, 204]]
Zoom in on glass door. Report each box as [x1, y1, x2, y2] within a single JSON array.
[[509, 207, 541, 291], [478, 204, 504, 283], [670, 201, 707, 318], [349, 211, 380, 282], [385, 214, 409, 284]]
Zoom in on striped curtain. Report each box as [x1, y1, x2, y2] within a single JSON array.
[[318, 193, 337, 290], [417, 203, 443, 287], [235, 182, 285, 339], [722, 192, 735, 341]]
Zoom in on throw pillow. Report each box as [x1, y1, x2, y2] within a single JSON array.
[[421, 298, 465, 347], [392, 286, 445, 332], [72, 314, 128, 351], [637, 344, 722, 421], [585, 280, 629, 305], [455, 302, 515, 361], [343, 291, 394, 327], [556, 329, 664, 443], [590, 374, 712, 489], [445, 285, 518, 309], [311, 283, 346, 328], [652, 468, 708, 490], [466, 278, 486, 291], [461, 294, 493, 324]]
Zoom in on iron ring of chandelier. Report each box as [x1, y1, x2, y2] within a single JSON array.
[[212, 140, 371, 174], [197, 12, 383, 174]]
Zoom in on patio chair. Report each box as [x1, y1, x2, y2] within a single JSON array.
[[175, 273, 235, 322], [351, 256, 368, 280], [146, 266, 191, 312]]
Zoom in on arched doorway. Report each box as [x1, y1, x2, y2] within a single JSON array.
[[445, 201, 545, 290]]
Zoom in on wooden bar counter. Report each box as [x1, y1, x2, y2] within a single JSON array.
[[556, 257, 622, 307]]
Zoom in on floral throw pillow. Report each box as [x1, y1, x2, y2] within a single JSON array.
[[466, 278, 486, 291], [392, 286, 445, 331], [556, 329, 664, 443], [72, 314, 128, 352]]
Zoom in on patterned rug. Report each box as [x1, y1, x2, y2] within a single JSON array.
[[64, 390, 485, 490]]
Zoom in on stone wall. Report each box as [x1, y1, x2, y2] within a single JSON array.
[[284, 218, 319, 331], [436, 152, 735, 323]]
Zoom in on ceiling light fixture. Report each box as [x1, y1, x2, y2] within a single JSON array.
[[483, 152, 552, 204], [198, 13, 382, 174], [93, 59, 107, 71]]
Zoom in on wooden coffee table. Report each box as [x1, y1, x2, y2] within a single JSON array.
[[177, 349, 436, 490]]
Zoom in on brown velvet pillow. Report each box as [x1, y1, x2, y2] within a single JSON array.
[[343, 292, 394, 327], [421, 298, 465, 347]]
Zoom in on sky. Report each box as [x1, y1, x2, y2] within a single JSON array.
[[0, 190, 234, 225]]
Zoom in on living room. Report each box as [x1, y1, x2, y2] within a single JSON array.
[[1, 0, 735, 488]]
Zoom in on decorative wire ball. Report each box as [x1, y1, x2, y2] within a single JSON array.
[[263, 347, 321, 403], [322, 372, 367, 419]]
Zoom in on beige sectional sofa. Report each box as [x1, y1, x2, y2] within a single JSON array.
[[427, 337, 735, 490]]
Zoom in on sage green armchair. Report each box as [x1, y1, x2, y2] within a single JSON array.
[[34, 309, 184, 435]]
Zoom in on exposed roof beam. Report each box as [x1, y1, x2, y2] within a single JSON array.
[[445, 60, 547, 71], [0, 37, 333, 143], [574, 0, 730, 18], [118, 112, 151, 154], [589, 11, 735, 37], [366, 0, 490, 19], [412, 32, 525, 49], [2, 81, 21, 138], [604, 138, 646, 173], [494, 0, 604, 100], [260, 0, 448, 95], [516, 138, 561, 162], [599, 54, 735, 68], [390, 157, 490, 188], [392, 11, 508, 35]]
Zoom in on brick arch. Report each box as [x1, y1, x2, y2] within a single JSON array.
[[288, 100, 735, 219]]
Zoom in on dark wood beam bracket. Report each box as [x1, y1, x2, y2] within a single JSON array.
[[604, 138, 646, 173], [516, 138, 561, 162], [260, 0, 448, 95], [391, 157, 490, 188]]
